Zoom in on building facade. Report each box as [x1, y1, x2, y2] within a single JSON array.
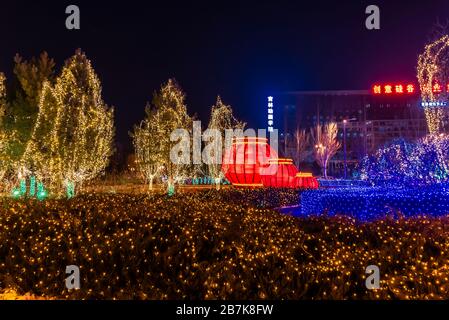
[[275, 87, 428, 177]]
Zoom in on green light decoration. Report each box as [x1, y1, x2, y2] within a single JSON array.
[[29, 176, 36, 197], [20, 178, 26, 196], [66, 181, 75, 199], [168, 184, 175, 196], [11, 177, 48, 200], [11, 188, 21, 199], [36, 182, 48, 201]]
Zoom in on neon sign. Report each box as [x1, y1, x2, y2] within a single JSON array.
[[267, 96, 274, 132], [430, 82, 449, 94], [421, 101, 448, 108], [372, 83, 416, 95]]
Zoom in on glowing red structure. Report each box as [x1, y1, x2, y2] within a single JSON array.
[[221, 137, 278, 188], [260, 158, 298, 188], [296, 172, 319, 189]]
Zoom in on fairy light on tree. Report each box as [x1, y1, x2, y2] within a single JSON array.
[[0, 72, 9, 185], [293, 128, 309, 168], [206, 96, 245, 189], [417, 35, 449, 134], [131, 103, 165, 191], [7, 52, 56, 180], [23, 49, 114, 197], [311, 122, 341, 179], [151, 79, 193, 194]]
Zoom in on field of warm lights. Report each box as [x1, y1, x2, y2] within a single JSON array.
[[0, 189, 449, 300]]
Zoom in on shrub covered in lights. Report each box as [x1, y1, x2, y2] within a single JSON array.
[[360, 135, 449, 187], [2, 191, 449, 300], [300, 184, 449, 221]]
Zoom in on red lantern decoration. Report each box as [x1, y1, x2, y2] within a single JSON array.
[[296, 172, 319, 189], [221, 137, 278, 188], [260, 158, 298, 188]]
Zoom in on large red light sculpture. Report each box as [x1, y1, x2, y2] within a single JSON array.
[[260, 158, 298, 188], [221, 137, 278, 188], [296, 172, 319, 189]]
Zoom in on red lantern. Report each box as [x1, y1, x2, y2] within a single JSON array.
[[260, 158, 298, 188], [222, 137, 278, 188], [296, 172, 319, 189]]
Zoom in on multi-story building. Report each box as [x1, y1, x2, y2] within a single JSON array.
[[273, 84, 428, 177]]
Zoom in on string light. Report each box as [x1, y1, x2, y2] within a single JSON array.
[[1, 190, 448, 300], [206, 96, 245, 188], [21, 50, 114, 196], [360, 136, 449, 187], [0, 72, 9, 184], [417, 35, 449, 133]]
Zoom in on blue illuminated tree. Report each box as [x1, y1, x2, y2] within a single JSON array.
[[360, 136, 449, 187]]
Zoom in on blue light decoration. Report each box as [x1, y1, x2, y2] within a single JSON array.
[[300, 185, 449, 221], [359, 136, 449, 187], [421, 101, 448, 107], [296, 135, 449, 221]]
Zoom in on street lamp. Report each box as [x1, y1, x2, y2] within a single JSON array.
[[343, 118, 356, 180]]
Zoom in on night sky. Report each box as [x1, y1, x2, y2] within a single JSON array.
[[1, 0, 448, 151]]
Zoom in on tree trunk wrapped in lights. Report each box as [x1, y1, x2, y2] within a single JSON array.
[[132, 104, 164, 191], [294, 128, 309, 168], [0, 72, 9, 185], [150, 79, 193, 194], [311, 122, 341, 179], [23, 49, 114, 196], [206, 96, 245, 189], [7, 53, 56, 179], [417, 35, 449, 134]]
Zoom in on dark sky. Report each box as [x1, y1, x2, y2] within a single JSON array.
[[1, 0, 448, 150]]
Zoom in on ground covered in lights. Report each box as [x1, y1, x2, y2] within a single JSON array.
[[0, 189, 448, 300]]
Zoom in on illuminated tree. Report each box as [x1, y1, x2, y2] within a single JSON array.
[[311, 122, 341, 179], [131, 103, 164, 191], [23, 50, 114, 196], [0, 72, 9, 184], [293, 128, 309, 168], [417, 35, 449, 134], [206, 96, 245, 188], [360, 136, 449, 186], [6, 52, 55, 171], [151, 79, 193, 193]]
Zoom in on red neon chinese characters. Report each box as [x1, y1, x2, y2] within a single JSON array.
[[372, 83, 416, 95], [406, 84, 415, 93], [373, 85, 382, 94], [395, 85, 404, 93], [433, 83, 442, 93]]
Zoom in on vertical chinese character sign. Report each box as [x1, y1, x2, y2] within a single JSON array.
[[268, 96, 274, 132]]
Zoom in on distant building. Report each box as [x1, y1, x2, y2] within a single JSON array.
[[274, 86, 428, 177]]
